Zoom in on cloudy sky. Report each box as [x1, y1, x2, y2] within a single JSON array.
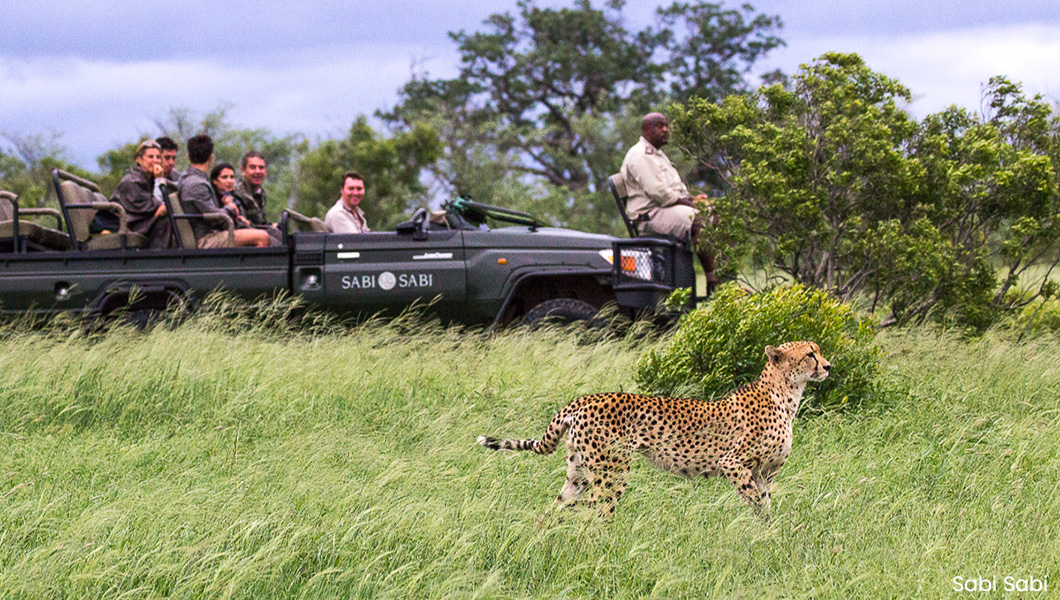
[[2, 0, 1058, 168]]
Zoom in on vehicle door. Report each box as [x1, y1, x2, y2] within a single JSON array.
[[321, 227, 466, 321]]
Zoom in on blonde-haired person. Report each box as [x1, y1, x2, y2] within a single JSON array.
[[91, 139, 173, 249]]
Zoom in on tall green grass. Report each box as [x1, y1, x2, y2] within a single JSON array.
[[0, 317, 1057, 598]]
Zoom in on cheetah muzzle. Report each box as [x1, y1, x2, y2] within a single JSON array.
[[477, 341, 831, 519]]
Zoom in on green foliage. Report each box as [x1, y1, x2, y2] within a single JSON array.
[[0, 132, 94, 208], [671, 53, 1060, 330], [656, 1, 785, 102], [662, 286, 692, 312], [293, 117, 442, 228], [1014, 296, 1060, 336], [383, 0, 783, 233], [635, 283, 879, 411], [95, 138, 144, 193]]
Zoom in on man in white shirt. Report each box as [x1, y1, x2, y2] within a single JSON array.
[[620, 112, 718, 290], [324, 171, 371, 234]]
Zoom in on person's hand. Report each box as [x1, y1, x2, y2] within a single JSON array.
[[222, 197, 240, 213], [154, 204, 167, 218], [149, 162, 165, 179], [237, 216, 251, 227], [695, 196, 721, 226]]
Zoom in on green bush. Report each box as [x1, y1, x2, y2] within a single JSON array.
[[1014, 297, 1060, 336], [634, 283, 880, 412]]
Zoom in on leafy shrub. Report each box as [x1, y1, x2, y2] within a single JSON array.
[[671, 54, 1060, 331], [634, 283, 880, 412], [1014, 297, 1060, 336]]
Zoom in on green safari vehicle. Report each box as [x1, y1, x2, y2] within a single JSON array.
[[0, 170, 696, 327]]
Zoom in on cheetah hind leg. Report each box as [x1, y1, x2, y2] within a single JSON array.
[[542, 445, 631, 523], [590, 462, 630, 519], [541, 443, 591, 524]]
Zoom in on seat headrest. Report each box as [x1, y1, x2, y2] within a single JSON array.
[[609, 173, 627, 198]]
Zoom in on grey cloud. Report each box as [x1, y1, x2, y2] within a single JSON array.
[[2, 0, 498, 61], [4, 0, 1058, 169], [754, 0, 1060, 37]]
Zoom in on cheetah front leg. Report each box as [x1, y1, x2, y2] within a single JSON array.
[[587, 446, 632, 518], [753, 471, 772, 516], [721, 459, 768, 519]]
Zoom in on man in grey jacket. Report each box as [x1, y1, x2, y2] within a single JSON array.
[[178, 135, 270, 249], [233, 151, 269, 226]]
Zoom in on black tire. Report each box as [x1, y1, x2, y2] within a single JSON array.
[[522, 298, 601, 329], [123, 308, 166, 330]]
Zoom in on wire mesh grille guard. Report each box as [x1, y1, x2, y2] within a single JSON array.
[[612, 238, 676, 289]]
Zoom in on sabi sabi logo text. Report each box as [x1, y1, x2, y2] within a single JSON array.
[[952, 574, 1048, 593], [340, 272, 434, 291]]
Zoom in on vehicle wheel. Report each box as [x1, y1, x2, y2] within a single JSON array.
[[522, 298, 601, 329], [123, 308, 166, 329]]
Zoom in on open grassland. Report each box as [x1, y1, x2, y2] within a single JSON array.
[[0, 318, 1057, 599]]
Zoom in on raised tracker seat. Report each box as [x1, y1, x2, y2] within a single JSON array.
[[608, 172, 695, 246], [0, 190, 72, 252], [52, 169, 147, 251], [608, 172, 640, 238]]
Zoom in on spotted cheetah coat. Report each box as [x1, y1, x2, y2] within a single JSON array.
[[478, 341, 831, 518]]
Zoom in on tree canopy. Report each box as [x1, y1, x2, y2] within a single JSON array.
[[382, 0, 784, 232], [671, 53, 1060, 329], [293, 117, 442, 229], [0, 132, 93, 207]]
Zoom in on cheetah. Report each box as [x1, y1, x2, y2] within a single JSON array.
[[477, 341, 830, 519]]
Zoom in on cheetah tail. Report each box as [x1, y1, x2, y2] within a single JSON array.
[[477, 410, 570, 455]]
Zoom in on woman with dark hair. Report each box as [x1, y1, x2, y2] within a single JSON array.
[[210, 162, 271, 247], [210, 163, 242, 224]]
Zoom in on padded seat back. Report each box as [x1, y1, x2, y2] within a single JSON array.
[[0, 191, 14, 221], [0, 190, 72, 251], [53, 169, 147, 250], [58, 180, 97, 242], [608, 173, 638, 238], [167, 190, 197, 248]]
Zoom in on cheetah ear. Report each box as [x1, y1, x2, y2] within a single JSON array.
[[765, 345, 782, 363]]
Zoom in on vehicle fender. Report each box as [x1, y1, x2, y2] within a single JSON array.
[[88, 279, 194, 316], [491, 267, 614, 327]]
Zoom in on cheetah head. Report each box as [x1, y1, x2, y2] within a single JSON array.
[[765, 341, 831, 383]]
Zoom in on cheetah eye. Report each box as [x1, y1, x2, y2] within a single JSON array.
[[807, 352, 815, 360]]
